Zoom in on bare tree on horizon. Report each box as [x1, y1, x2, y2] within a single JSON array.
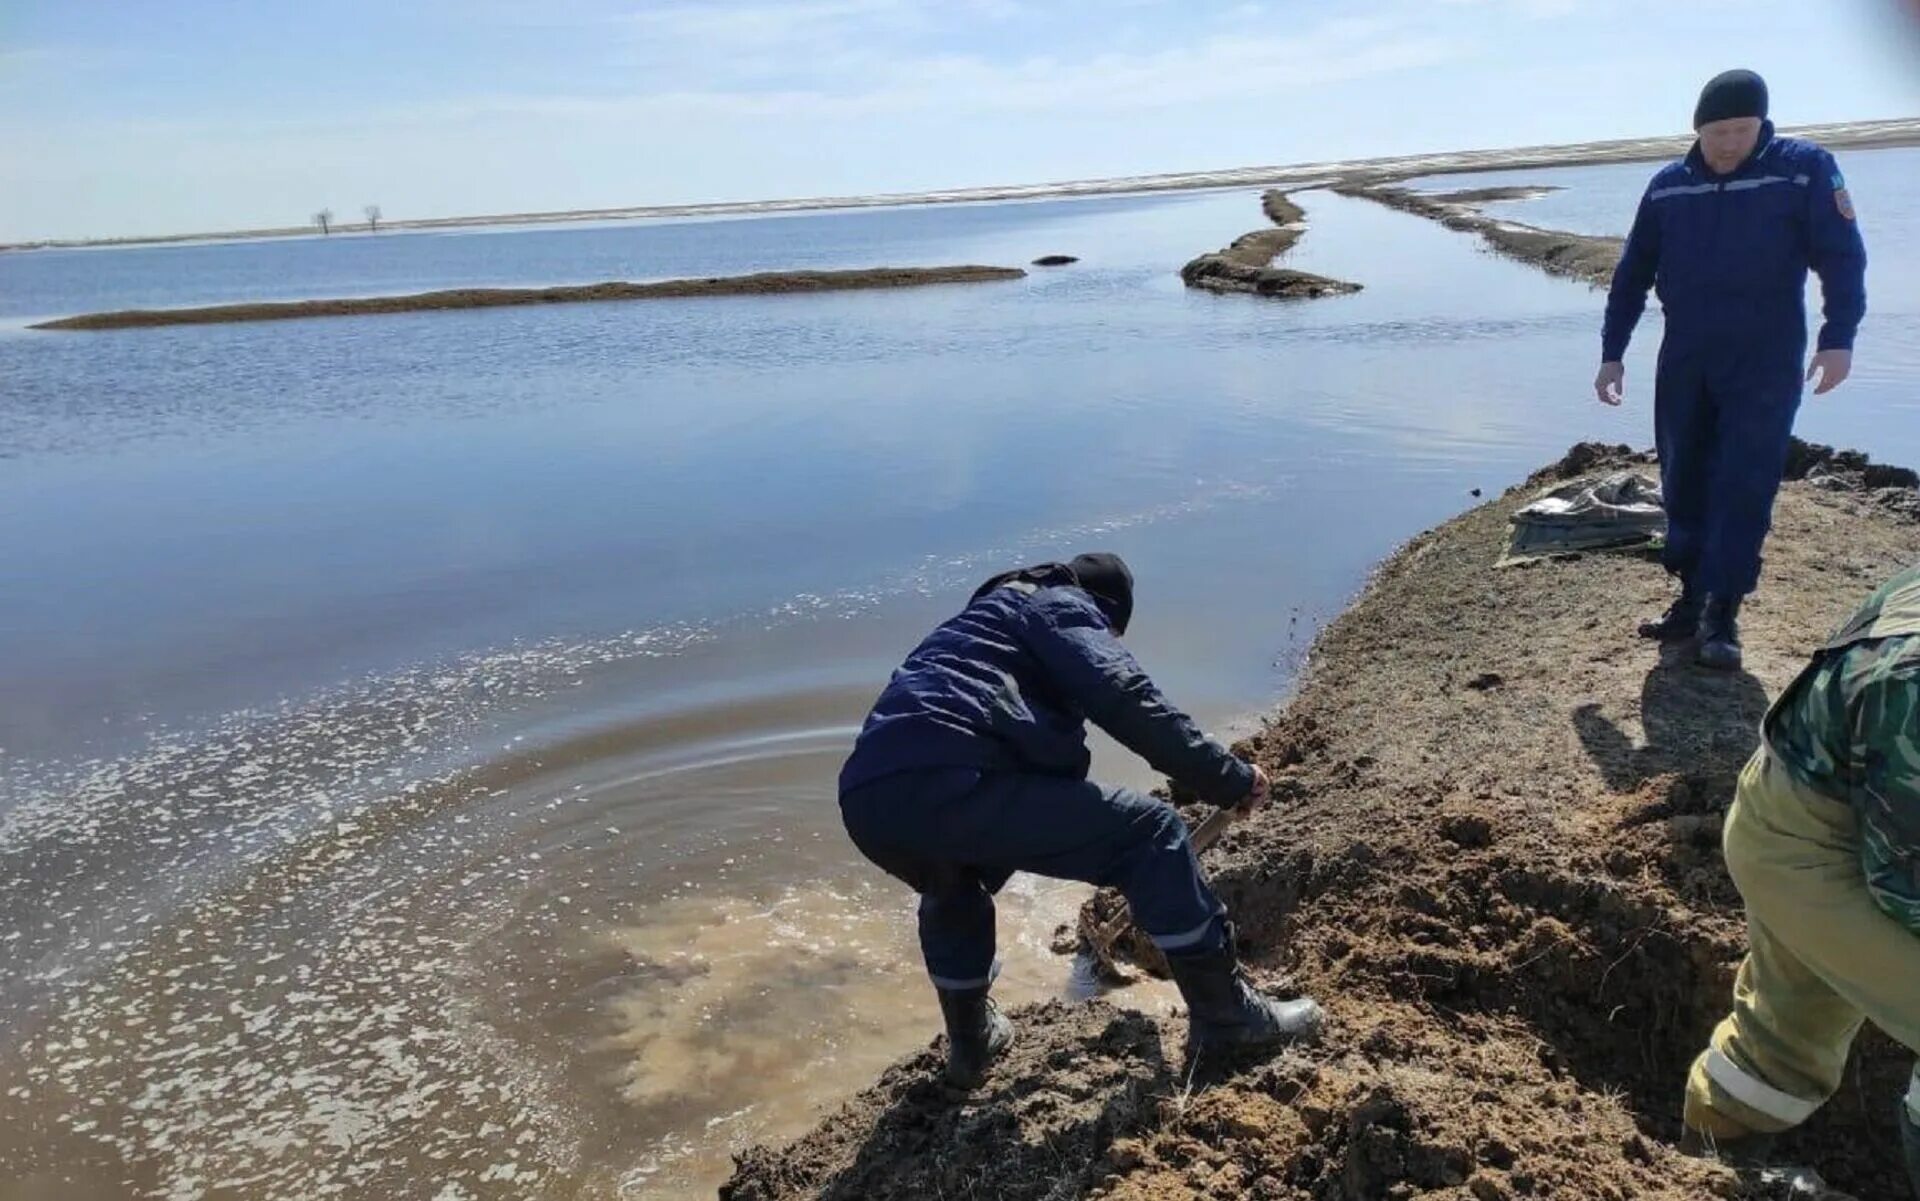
[[364, 204, 381, 233], [314, 209, 334, 236]]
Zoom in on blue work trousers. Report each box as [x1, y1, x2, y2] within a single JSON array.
[[839, 768, 1227, 989], [1655, 340, 1803, 599]]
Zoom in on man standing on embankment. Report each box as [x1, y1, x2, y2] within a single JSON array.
[[1594, 69, 1867, 671], [1681, 562, 1920, 1194]]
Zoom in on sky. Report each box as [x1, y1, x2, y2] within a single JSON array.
[[2, 0, 1919, 242]]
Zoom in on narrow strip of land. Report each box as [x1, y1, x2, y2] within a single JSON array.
[[1337, 183, 1623, 286], [1179, 190, 1361, 299], [28, 266, 1027, 331]]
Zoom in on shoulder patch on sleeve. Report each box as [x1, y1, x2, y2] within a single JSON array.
[[1835, 182, 1857, 221]]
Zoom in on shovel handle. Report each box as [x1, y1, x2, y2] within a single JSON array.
[[1187, 804, 1239, 854]]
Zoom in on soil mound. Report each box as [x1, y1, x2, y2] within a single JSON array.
[[728, 445, 1920, 1200], [1181, 191, 1361, 299], [1180, 256, 1362, 299]]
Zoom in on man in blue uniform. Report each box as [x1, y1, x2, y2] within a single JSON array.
[[838, 553, 1322, 1087], [1595, 70, 1867, 670]]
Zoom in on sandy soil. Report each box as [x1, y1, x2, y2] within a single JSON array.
[[27, 267, 1028, 331], [1180, 190, 1360, 299], [724, 441, 1920, 1201], [10, 120, 1911, 254]]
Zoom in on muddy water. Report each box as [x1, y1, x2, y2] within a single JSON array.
[[3, 154, 1918, 1200]]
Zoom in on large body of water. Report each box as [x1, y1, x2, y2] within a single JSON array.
[[3, 146, 1917, 1200]]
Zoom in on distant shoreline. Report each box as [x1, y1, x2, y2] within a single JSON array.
[[28, 266, 1026, 331], [7, 118, 1916, 254]]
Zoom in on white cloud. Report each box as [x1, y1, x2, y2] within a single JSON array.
[[419, 14, 1467, 121], [869, 24, 1467, 114], [1436, 0, 1581, 14], [604, 0, 1029, 89], [607, 0, 1040, 58], [619, 0, 912, 44]]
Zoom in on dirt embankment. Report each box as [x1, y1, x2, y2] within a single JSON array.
[[1426, 186, 1563, 206], [1181, 189, 1361, 299], [1337, 183, 1622, 287], [725, 441, 1920, 1201], [28, 266, 1027, 331]]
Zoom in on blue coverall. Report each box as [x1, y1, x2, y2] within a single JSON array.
[[838, 574, 1253, 990], [1603, 122, 1867, 600]]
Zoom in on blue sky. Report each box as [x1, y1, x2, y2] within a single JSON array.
[[3, 0, 1918, 241]]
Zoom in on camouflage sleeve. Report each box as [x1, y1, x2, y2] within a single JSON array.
[[1766, 652, 1849, 791], [1850, 650, 1920, 934]]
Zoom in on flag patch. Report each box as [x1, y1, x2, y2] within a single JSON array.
[[1836, 187, 1857, 220]]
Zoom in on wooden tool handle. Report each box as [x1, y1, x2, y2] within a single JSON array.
[[1188, 804, 1239, 853]]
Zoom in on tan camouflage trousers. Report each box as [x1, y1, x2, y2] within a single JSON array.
[[1684, 744, 1920, 1138]]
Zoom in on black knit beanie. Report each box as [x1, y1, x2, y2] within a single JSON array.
[[1694, 69, 1768, 129], [1067, 552, 1134, 636]]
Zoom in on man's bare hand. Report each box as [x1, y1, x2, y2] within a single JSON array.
[[1594, 361, 1626, 407], [1807, 349, 1853, 396], [1234, 764, 1271, 820]]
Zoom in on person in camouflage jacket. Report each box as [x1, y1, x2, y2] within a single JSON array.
[[1682, 562, 1920, 1192]]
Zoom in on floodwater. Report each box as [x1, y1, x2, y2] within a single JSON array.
[[3, 146, 1918, 1199]]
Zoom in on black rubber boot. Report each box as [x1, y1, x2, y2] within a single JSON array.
[[1697, 595, 1744, 671], [1900, 1096, 1920, 1199], [935, 985, 1014, 1088], [1638, 583, 1703, 641], [1165, 926, 1323, 1053]]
